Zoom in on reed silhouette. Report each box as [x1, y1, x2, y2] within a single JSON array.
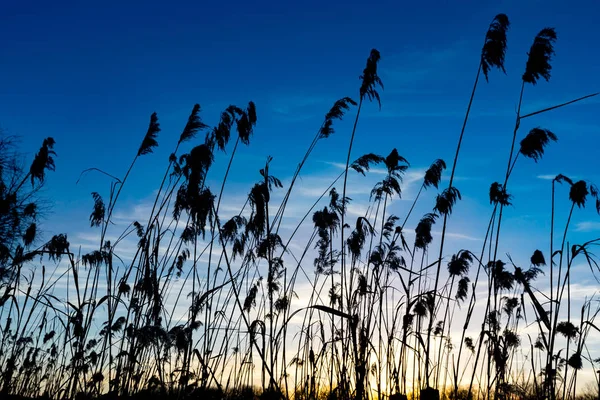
[[1, 13, 600, 400]]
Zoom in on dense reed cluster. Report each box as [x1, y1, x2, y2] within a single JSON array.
[[1, 13, 600, 400]]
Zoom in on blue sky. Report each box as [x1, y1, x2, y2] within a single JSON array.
[[2, 0, 599, 246], [1, 0, 599, 252], [2, 0, 600, 389]]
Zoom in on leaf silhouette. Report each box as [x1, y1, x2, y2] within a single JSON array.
[[313, 205, 341, 274], [347, 216, 374, 260], [447, 250, 473, 276], [23, 203, 36, 217], [514, 266, 551, 331], [424, 159, 446, 189], [89, 192, 105, 227], [43, 330, 56, 344], [191, 188, 216, 239], [489, 182, 512, 206], [193, 281, 230, 315], [118, 281, 131, 295], [29, 137, 56, 185], [328, 187, 347, 216], [247, 101, 257, 126], [569, 180, 589, 208], [464, 337, 475, 352], [138, 112, 160, 156], [23, 223, 36, 246], [247, 182, 270, 238], [221, 215, 247, 244], [44, 234, 70, 261], [488, 260, 514, 291], [243, 283, 259, 313], [415, 213, 437, 250], [554, 174, 573, 186], [481, 14, 510, 81], [384, 148, 409, 173], [351, 153, 385, 175], [456, 276, 470, 303], [359, 49, 384, 108], [556, 321, 578, 340], [519, 127, 557, 162], [530, 250, 546, 267], [132, 221, 144, 238], [434, 187, 461, 215], [320, 97, 357, 138], [522, 28, 557, 84], [179, 104, 208, 144], [213, 105, 240, 151], [309, 304, 354, 321], [502, 297, 519, 317], [371, 148, 409, 200], [567, 352, 583, 370], [237, 102, 257, 145]]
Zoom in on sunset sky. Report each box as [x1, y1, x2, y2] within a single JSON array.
[[2, 0, 600, 395]]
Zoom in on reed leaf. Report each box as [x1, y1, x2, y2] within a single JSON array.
[[29, 137, 56, 185], [481, 14, 510, 81], [23, 223, 36, 246], [556, 321, 578, 340], [567, 352, 583, 369], [448, 250, 473, 276], [522, 28, 557, 84], [519, 127, 557, 162], [489, 182, 512, 206], [415, 213, 437, 250], [555, 173, 573, 186], [89, 192, 105, 227], [569, 180, 589, 208], [44, 234, 69, 261], [351, 153, 385, 175], [530, 249, 546, 267], [359, 49, 383, 108], [237, 102, 257, 145], [179, 104, 209, 144], [320, 97, 358, 138], [590, 183, 600, 214], [424, 159, 446, 189], [434, 186, 461, 215], [456, 276, 470, 303], [137, 112, 160, 156]]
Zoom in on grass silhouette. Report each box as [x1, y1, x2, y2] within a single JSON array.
[[1, 13, 600, 400]]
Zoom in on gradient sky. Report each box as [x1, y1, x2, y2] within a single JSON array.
[[2, 0, 600, 390], [1, 0, 600, 275]]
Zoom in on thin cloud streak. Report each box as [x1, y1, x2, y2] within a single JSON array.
[[575, 221, 600, 232]]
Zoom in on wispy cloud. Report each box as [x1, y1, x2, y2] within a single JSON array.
[[537, 174, 557, 180], [432, 230, 482, 242], [575, 221, 600, 232], [323, 161, 387, 175], [323, 160, 427, 181], [537, 173, 584, 182]]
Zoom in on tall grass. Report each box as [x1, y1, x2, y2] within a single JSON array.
[[1, 13, 600, 400]]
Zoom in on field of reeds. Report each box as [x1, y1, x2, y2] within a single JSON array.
[[2, 13, 600, 400]]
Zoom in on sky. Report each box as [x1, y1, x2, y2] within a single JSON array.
[[1, 0, 599, 259], [1, 0, 600, 390], [1, 0, 599, 209]]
